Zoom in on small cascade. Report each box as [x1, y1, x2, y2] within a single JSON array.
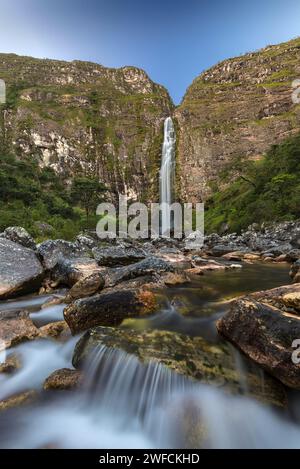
[[160, 117, 176, 235], [83, 345, 193, 428]]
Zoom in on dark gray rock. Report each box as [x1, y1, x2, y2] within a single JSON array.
[[37, 239, 89, 270], [51, 257, 102, 287], [102, 256, 174, 287], [92, 245, 146, 267], [217, 284, 300, 390], [0, 239, 44, 299]]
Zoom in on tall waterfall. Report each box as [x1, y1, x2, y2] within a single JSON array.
[[160, 117, 176, 235]]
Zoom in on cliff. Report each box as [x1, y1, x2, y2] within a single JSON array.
[[0, 54, 173, 201], [176, 37, 300, 202]]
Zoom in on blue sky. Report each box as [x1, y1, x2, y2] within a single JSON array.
[[0, 0, 300, 103]]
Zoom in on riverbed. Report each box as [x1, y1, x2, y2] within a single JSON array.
[[1, 261, 300, 449]]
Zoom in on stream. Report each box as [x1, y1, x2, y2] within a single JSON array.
[[1, 261, 300, 449]]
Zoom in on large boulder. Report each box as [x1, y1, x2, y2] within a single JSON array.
[[0, 227, 36, 250], [51, 257, 103, 287], [73, 327, 286, 407], [102, 256, 174, 288], [0, 239, 44, 299], [217, 284, 300, 390], [64, 288, 157, 334], [92, 245, 146, 267], [37, 239, 89, 270]]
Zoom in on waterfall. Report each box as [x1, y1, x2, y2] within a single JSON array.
[[160, 117, 176, 235]]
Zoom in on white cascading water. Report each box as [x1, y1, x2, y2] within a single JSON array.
[[160, 117, 176, 235]]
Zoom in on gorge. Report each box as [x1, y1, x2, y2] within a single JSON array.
[[1, 36, 300, 450]]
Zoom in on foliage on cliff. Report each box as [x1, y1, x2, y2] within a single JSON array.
[[0, 153, 101, 240], [205, 133, 300, 233]]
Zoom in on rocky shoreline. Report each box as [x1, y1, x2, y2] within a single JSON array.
[[0, 221, 300, 412]]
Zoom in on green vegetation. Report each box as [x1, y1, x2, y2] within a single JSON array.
[[205, 133, 300, 233], [0, 153, 107, 241]]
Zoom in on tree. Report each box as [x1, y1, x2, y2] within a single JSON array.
[[70, 176, 107, 222]]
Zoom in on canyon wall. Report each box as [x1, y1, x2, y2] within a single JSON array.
[[175, 37, 300, 202], [0, 54, 173, 201]]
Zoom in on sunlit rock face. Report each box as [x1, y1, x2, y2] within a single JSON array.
[[176, 37, 300, 203], [0, 54, 173, 201]]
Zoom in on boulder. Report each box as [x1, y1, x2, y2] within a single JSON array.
[[43, 368, 83, 391], [73, 327, 286, 407], [37, 239, 89, 270], [0, 239, 44, 299], [0, 226, 36, 250], [65, 272, 105, 303], [102, 256, 174, 288], [64, 288, 158, 334], [217, 284, 300, 390], [93, 245, 146, 267], [0, 310, 39, 348], [210, 244, 241, 257], [51, 257, 102, 287]]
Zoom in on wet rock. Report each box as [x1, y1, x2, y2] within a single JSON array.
[[0, 310, 39, 348], [217, 284, 300, 390], [0, 226, 36, 250], [0, 353, 21, 374], [73, 327, 286, 407], [221, 252, 243, 261], [0, 239, 44, 299], [102, 256, 174, 288], [162, 272, 191, 287], [210, 244, 247, 257], [38, 321, 70, 340], [43, 368, 83, 391], [0, 390, 37, 412], [65, 272, 105, 303], [52, 257, 102, 287], [92, 245, 146, 267], [64, 288, 158, 334], [37, 239, 89, 270]]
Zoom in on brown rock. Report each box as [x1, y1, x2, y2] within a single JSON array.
[[65, 272, 105, 303], [0, 310, 39, 349], [64, 288, 158, 334], [0, 353, 21, 374], [0, 390, 37, 412], [43, 368, 83, 391], [39, 321, 70, 340]]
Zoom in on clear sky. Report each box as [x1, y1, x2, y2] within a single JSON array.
[[0, 0, 300, 103]]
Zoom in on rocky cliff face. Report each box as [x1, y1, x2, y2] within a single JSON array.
[[0, 54, 173, 201], [1, 37, 300, 206], [176, 37, 300, 202]]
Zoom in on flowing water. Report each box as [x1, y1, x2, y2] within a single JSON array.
[[1, 262, 300, 449], [160, 117, 176, 235]]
